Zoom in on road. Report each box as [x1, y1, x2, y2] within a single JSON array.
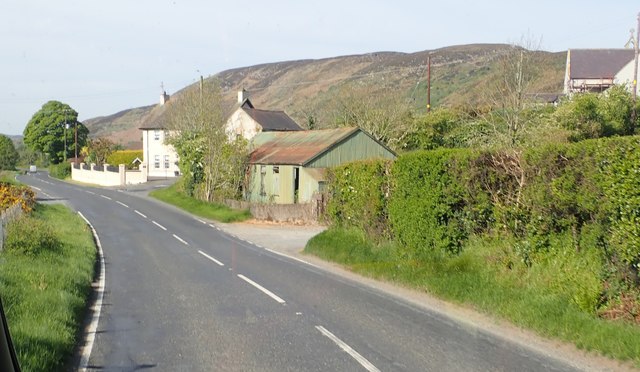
[[18, 172, 585, 372]]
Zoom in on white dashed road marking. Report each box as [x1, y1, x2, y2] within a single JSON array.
[[100, 194, 112, 200], [198, 250, 225, 266], [152, 221, 167, 231], [173, 234, 189, 245], [116, 201, 129, 208], [237, 274, 286, 304], [134, 210, 147, 219], [315, 326, 380, 372]]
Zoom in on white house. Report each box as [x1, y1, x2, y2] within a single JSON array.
[[564, 49, 635, 95], [225, 90, 303, 141], [139, 91, 181, 178]]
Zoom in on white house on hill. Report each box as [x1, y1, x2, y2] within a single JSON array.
[[139, 91, 181, 178], [139, 89, 303, 180]]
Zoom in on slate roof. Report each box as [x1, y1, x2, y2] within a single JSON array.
[[250, 127, 360, 165], [241, 99, 303, 132], [568, 49, 635, 79]]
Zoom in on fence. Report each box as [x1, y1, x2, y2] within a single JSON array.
[[0, 203, 23, 251]]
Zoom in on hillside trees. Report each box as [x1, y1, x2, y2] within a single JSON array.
[[0, 135, 19, 170], [166, 79, 248, 201], [23, 101, 89, 164], [328, 83, 416, 151]]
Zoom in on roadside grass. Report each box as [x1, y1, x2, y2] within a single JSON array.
[[0, 204, 96, 371], [305, 227, 640, 366], [0, 170, 18, 184], [149, 183, 251, 223]]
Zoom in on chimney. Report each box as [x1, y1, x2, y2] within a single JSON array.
[[160, 91, 170, 105], [238, 89, 248, 104]]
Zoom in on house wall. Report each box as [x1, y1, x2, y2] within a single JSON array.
[[142, 129, 180, 178], [307, 131, 396, 168], [614, 59, 638, 91], [246, 164, 321, 204], [226, 109, 261, 141]]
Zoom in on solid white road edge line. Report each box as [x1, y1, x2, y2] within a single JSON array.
[[77, 212, 106, 372], [237, 274, 286, 304], [197, 250, 225, 266], [264, 247, 321, 269], [315, 325, 380, 372], [99, 194, 112, 200], [173, 234, 189, 245], [116, 201, 129, 208], [134, 210, 147, 219], [152, 221, 167, 231]]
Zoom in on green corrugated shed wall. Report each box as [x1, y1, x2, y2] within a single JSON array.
[[246, 165, 323, 204], [306, 131, 395, 168]]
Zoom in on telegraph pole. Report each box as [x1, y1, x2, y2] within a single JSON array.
[[427, 54, 432, 113], [632, 12, 640, 130]]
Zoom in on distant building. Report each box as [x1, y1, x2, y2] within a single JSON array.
[[225, 90, 303, 141], [563, 49, 635, 94], [139, 91, 180, 178], [246, 127, 396, 204]]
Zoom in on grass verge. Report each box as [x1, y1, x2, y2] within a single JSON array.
[[149, 183, 251, 223], [305, 227, 640, 366], [0, 170, 18, 184], [0, 204, 96, 371]]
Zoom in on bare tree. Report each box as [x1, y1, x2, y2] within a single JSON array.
[[328, 83, 416, 150], [166, 79, 248, 201]]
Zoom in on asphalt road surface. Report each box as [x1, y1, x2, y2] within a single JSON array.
[[17, 172, 587, 372]]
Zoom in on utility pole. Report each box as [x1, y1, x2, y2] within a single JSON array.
[[632, 12, 640, 130], [427, 54, 432, 113], [74, 122, 78, 164], [63, 111, 68, 162]]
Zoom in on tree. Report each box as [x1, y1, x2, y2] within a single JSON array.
[[23, 101, 89, 164], [84, 137, 117, 165], [328, 83, 416, 151], [0, 135, 18, 170], [166, 79, 248, 202]]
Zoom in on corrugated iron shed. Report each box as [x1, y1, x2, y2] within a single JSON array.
[[250, 127, 360, 165], [569, 49, 634, 79]]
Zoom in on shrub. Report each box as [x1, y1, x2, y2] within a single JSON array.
[[0, 182, 35, 212], [325, 160, 392, 239], [388, 149, 471, 258], [49, 162, 71, 179], [106, 150, 143, 170], [4, 216, 60, 255]]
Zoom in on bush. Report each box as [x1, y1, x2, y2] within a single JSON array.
[[48, 162, 71, 179], [106, 150, 143, 170], [4, 216, 60, 256], [325, 160, 392, 239], [388, 149, 471, 258]]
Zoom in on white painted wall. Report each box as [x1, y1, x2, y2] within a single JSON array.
[[141, 129, 180, 178], [225, 108, 261, 141], [614, 59, 638, 91]]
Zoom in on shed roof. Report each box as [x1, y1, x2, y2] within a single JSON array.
[[568, 49, 634, 79], [242, 107, 303, 132], [250, 127, 361, 165]]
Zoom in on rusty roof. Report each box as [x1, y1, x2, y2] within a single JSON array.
[[242, 107, 303, 132], [250, 127, 360, 165], [568, 49, 634, 79]]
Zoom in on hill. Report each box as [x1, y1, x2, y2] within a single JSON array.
[[84, 44, 566, 148]]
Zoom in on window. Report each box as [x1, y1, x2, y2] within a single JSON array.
[[154, 155, 160, 169], [164, 155, 170, 169], [154, 130, 160, 140], [272, 166, 279, 196]]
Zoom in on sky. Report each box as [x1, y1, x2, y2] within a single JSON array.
[[1, 0, 639, 135]]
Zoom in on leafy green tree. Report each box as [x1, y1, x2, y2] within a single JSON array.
[[0, 135, 19, 170], [84, 137, 117, 166], [23, 101, 89, 164], [166, 79, 248, 201]]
